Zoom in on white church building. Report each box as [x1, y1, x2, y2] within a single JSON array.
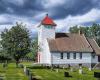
[[37, 14, 100, 67]]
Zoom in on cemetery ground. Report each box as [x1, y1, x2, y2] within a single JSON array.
[[0, 62, 100, 80]]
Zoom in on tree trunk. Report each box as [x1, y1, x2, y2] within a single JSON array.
[[16, 58, 19, 68]]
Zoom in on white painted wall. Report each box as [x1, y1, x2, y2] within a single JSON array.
[[42, 26, 55, 39], [38, 39, 51, 64], [38, 25, 55, 45], [43, 39, 51, 64], [51, 52, 98, 64], [91, 54, 98, 63], [38, 24, 55, 64]]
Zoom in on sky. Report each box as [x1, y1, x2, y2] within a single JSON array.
[[0, 0, 100, 37]]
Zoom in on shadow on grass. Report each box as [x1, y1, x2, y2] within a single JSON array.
[[27, 66, 48, 69], [0, 71, 6, 73]]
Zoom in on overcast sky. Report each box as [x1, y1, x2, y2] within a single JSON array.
[[0, 0, 100, 35]]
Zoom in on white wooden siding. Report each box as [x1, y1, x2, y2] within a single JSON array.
[[51, 52, 98, 64]]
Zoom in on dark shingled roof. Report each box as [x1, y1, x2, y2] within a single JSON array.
[[47, 33, 100, 55]]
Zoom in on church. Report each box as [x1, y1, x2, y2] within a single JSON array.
[[37, 14, 100, 68]]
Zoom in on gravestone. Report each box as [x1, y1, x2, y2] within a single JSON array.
[[3, 63, 7, 68], [89, 67, 92, 71], [70, 67, 73, 72], [29, 73, 32, 80], [94, 72, 100, 80], [56, 69, 59, 72], [79, 67, 83, 74], [24, 66, 26, 73], [64, 72, 69, 77], [26, 69, 30, 76]]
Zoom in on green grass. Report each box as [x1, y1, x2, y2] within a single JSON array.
[[0, 62, 31, 80], [29, 66, 100, 80], [0, 62, 100, 80]]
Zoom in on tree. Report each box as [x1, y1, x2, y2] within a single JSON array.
[[1, 23, 31, 67], [25, 38, 38, 61], [69, 25, 79, 33], [31, 38, 38, 61], [0, 29, 12, 62], [90, 23, 100, 46]]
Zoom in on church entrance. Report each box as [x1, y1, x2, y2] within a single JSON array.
[[98, 56, 100, 62]]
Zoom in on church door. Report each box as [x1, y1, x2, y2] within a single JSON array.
[[98, 56, 100, 62]]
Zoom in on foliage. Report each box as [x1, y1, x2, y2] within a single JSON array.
[[25, 38, 38, 61], [0, 23, 31, 66], [69, 25, 79, 33]]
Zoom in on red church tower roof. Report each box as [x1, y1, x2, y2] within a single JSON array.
[[41, 14, 56, 26]]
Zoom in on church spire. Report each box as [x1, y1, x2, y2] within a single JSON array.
[[41, 14, 57, 26]]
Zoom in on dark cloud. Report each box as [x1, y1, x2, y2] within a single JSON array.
[[49, 0, 100, 19], [0, 0, 45, 17], [0, 0, 100, 20]]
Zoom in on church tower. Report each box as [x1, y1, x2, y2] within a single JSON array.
[[38, 14, 56, 49], [37, 14, 56, 63]]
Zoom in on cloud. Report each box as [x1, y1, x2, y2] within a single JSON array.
[[48, 0, 100, 19], [0, 14, 13, 25], [0, 0, 100, 36], [55, 8, 100, 32], [6, 0, 25, 6], [0, 0, 45, 17], [0, 0, 100, 20]]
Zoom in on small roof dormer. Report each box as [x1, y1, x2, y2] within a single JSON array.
[[41, 14, 57, 26]]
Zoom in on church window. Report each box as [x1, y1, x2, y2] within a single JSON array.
[[45, 26, 52, 29], [73, 53, 76, 59], [80, 53, 82, 59], [60, 53, 63, 59], [67, 53, 70, 59]]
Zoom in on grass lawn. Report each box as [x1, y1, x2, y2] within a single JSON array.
[[29, 66, 100, 80], [0, 62, 100, 80], [0, 62, 31, 80]]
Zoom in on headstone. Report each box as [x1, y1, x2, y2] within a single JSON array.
[[56, 69, 59, 72], [89, 67, 92, 71], [3, 63, 7, 68], [26, 69, 30, 76], [79, 68, 83, 74], [24, 66, 26, 73], [94, 72, 100, 78], [64, 72, 69, 77], [70, 67, 73, 72], [29, 73, 32, 80]]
